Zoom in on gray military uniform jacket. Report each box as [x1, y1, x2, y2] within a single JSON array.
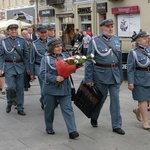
[[85, 33, 123, 84], [0, 36, 29, 74], [127, 46, 150, 86], [30, 38, 47, 76], [40, 52, 71, 95]]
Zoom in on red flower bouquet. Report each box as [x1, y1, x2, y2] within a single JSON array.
[[55, 54, 95, 79], [55, 58, 76, 79]]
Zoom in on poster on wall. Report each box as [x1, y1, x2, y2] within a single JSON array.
[[117, 14, 140, 37]]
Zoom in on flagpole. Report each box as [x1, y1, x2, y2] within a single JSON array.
[[29, 0, 45, 26], [36, 0, 39, 26]]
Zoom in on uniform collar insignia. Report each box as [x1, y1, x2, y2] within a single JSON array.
[[102, 34, 111, 41], [39, 38, 47, 43], [9, 36, 17, 40], [51, 53, 63, 57], [139, 45, 146, 50]]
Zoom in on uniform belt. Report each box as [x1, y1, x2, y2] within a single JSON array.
[[5, 59, 23, 63], [94, 63, 118, 68], [35, 62, 41, 66], [136, 67, 150, 71]]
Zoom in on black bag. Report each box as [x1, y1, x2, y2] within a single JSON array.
[[71, 87, 76, 101], [70, 75, 76, 101], [74, 81, 103, 118]]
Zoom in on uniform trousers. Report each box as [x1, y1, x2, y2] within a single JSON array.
[[44, 94, 77, 133], [24, 71, 30, 88], [5, 73, 24, 111], [91, 83, 122, 129]]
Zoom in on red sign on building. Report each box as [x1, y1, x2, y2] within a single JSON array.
[[112, 6, 139, 14]]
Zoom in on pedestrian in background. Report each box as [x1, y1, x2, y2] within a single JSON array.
[[27, 27, 37, 42], [30, 26, 48, 110], [72, 29, 80, 47], [22, 29, 31, 91], [0, 24, 30, 115], [82, 30, 91, 56], [127, 31, 150, 130], [86, 27, 93, 37], [40, 38, 79, 139], [84, 19, 125, 135]]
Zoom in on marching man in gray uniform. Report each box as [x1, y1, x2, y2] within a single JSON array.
[[85, 19, 125, 135], [30, 26, 48, 110], [0, 24, 30, 115]]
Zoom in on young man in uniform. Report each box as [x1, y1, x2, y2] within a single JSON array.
[[0, 24, 30, 115]]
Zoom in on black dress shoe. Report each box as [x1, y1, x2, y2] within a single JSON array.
[[113, 128, 125, 135], [18, 110, 26, 116], [90, 119, 98, 127], [41, 103, 44, 110], [46, 129, 55, 134], [6, 106, 11, 113], [69, 131, 79, 139], [24, 88, 28, 91]]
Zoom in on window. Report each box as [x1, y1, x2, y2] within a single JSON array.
[[117, 14, 140, 37], [81, 15, 91, 22]]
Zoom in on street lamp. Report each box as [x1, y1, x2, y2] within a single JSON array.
[[29, 0, 45, 25]]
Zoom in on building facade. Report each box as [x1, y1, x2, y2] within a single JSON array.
[[54, 0, 108, 45], [54, 0, 150, 51], [107, 0, 150, 51], [0, 0, 55, 25], [1, 0, 150, 51]]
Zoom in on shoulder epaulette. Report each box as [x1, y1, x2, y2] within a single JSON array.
[[133, 47, 138, 51], [2, 36, 9, 40], [113, 34, 117, 37], [33, 38, 39, 44], [92, 35, 99, 40], [44, 52, 49, 56]]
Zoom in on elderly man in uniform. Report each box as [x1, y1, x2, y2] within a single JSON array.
[[0, 24, 30, 115], [85, 19, 125, 135], [30, 26, 48, 110], [47, 24, 55, 42]]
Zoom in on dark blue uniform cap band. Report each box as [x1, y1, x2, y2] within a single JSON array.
[[100, 19, 113, 27], [7, 24, 18, 30], [36, 26, 47, 32], [47, 38, 62, 47], [131, 31, 149, 42], [47, 24, 55, 30]]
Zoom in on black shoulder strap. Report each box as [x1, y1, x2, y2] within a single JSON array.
[[69, 75, 75, 88], [99, 36, 120, 61], [38, 40, 47, 51], [7, 38, 24, 62], [137, 47, 150, 58]]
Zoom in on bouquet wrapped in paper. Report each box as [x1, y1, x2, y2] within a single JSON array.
[[55, 54, 94, 79]]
